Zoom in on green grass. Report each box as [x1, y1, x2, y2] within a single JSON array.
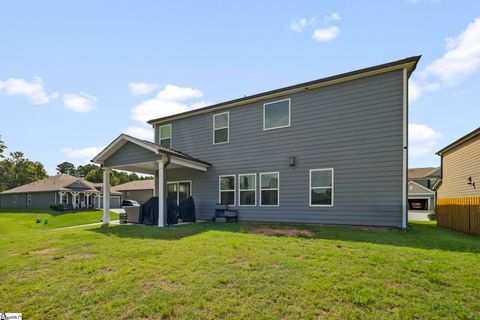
[[0, 210, 479, 319]]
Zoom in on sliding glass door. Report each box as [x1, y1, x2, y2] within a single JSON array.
[[167, 181, 191, 205]]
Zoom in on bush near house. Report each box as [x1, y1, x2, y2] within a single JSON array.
[[427, 210, 436, 221]]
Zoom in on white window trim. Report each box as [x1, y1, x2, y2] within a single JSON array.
[[260, 172, 280, 207], [159, 124, 172, 149], [238, 173, 256, 207], [213, 112, 229, 145], [309, 168, 334, 207], [218, 175, 236, 206], [27, 194, 31, 205], [263, 98, 291, 131], [167, 180, 193, 206], [12, 195, 17, 204]]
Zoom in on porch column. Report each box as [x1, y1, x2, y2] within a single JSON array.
[[103, 167, 111, 225], [157, 159, 166, 227]]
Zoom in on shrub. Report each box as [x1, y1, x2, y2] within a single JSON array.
[[428, 211, 436, 221], [49, 204, 67, 211]]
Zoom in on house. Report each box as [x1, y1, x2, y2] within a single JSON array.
[[92, 56, 421, 227], [0, 174, 122, 209], [407, 167, 440, 211], [111, 180, 154, 203], [436, 127, 480, 198]]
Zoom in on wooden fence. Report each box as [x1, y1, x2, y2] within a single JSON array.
[[437, 197, 480, 236]]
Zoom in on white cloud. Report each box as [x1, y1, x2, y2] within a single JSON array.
[[409, 80, 422, 101], [128, 82, 160, 96], [157, 84, 202, 101], [63, 93, 97, 112], [409, 123, 442, 157], [290, 18, 308, 32], [412, 17, 480, 101], [61, 146, 105, 160], [131, 84, 207, 122], [125, 126, 153, 141], [0, 76, 58, 104], [323, 12, 341, 24], [312, 26, 340, 42]]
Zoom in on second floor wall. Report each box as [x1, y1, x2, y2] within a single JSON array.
[[153, 70, 405, 167]]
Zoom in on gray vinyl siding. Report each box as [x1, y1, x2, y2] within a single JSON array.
[[0, 192, 56, 208], [104, 142, 160, 167], [154, 70, 404, 226]]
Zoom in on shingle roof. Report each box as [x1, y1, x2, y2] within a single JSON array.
[[92, 134, 211, 167], [0, 174, 101, 194], [111, 180, 154, 192], [148, 55, 421, 125], [408, 167, 440, 180]]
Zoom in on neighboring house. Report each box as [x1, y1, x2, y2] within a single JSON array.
[[90, 182, 123, 208], [436, 127, 480, 198], [407, 167, 440, 211], [112, 180, 154, 203], [92, 56, 420, 227], [0, 174, 122, 209]]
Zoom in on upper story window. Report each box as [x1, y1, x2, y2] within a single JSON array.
[[310, 168, 334, 207], [159, 124, 172, 149], [213, 112, 229, 144], [263, 99, 290, 131]]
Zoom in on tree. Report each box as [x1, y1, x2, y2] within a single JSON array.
[[56, 161, 77, 175], [0, 134, 6, 158], [0, 151, 48, 191], [77, 164, 99, 178], [84, 167, 103, 183]]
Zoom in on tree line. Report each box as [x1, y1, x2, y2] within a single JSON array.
[[55, 161, 152, 186], [0, 135, 151, 192]]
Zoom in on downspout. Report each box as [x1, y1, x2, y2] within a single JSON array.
[[402, 68, 408, 229]]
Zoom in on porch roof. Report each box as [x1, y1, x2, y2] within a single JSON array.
[[91, 134, 211, 174]]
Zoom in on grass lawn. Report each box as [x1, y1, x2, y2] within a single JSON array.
[[1, 210, 479, 319]]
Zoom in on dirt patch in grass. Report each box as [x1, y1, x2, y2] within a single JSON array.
[[346, 225, 399, 232], [250, 227, 315, 238], [31, 247, 57, 255]]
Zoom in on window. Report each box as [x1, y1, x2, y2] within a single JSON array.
[[239, 174, 256, 206], [12, 195, 17, 204], [167, 181, 192, 205], [62, 195, 68, 205], [27, 194, 31, 206], [263, 99, 290, 130], [310, 169, 334, 207], [260, 172, 279, 206], [159, 124, 172, 148], [213, 112, 229, 144], [219, 175, 235, 205]]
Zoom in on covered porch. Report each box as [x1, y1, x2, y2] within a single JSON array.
[[92, 134, 211, 226]]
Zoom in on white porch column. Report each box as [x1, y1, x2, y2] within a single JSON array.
[[103, 167, 111, 225], [157, 160, 165, 227]]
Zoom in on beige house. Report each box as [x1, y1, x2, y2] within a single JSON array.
[[436, 127, 480, 198], [112, 180, 154, 203]]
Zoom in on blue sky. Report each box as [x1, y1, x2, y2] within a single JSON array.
[[1, 1, 479, 175]]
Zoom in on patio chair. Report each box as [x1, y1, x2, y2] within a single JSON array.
[[214, 203, 238, 222]]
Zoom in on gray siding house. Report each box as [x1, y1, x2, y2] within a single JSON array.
[[93, 56, 420, 227], [407, 167, 440, 211], [0, 174, 122, 209]]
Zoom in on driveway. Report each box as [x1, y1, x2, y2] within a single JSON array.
[[408, 210, 431, 222]]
